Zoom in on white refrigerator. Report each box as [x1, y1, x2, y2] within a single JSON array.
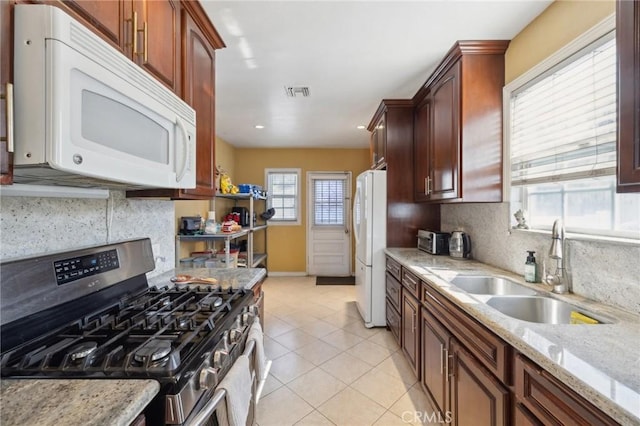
[[353, 170, 387, 328]]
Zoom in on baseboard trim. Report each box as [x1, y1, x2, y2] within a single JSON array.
[[266, 272, 308, 277]]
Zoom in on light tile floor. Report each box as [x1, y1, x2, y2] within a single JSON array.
[[255, 276, 438, 426]]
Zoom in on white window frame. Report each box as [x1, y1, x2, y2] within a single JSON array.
[[501, 13, 640, 240], [264, 168, 301, 226]]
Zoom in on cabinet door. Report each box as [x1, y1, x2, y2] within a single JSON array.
[[430, 62, 460, 201], [182, 11, 216, 198], [61, 0, 129, 50], [401, 290, 420, 378], [375, 115, 386, 168], [450, 339, 508, 426], [421, 307, 450, 417], [616, 0, 640, 192], [414, 97, 430, 201], [386, 299, 401, 346], [1, 0, 13, 184], [514, 354, 617, 426], [134, 0, 181, 93]]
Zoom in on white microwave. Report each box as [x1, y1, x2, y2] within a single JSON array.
[[12, 4, 196, 189]]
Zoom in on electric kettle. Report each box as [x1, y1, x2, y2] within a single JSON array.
[[449, 231, 471, 258]]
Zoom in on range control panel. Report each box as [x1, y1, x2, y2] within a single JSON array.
[[54, 249, 120, 285]]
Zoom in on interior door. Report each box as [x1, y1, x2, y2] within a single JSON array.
[[307, 172, 351, 276]]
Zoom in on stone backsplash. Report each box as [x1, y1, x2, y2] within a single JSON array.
[[441, 202, 640, 314], [0, 191, 174, 277]]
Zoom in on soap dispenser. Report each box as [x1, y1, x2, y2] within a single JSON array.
[[524, 251, 538, 283]]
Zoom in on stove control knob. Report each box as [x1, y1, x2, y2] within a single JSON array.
[[247, 304, 259, 316], [198, 366, 218, 390], [229, 328, 243, 344], [241, 312, 255, 326], [213, 350, 228, 370]]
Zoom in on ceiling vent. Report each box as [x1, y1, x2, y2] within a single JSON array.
[[285, 86, 310, 97]]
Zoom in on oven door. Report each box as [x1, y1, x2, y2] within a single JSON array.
[[184, 343, 258, 426]]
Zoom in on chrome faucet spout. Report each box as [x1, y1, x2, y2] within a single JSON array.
[[544, 219, 569, 294]]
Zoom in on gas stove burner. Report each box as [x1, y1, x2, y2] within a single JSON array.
[[133, 339, 172, 363], [177, 315, 192, 329], [68, 341, 98, 361]]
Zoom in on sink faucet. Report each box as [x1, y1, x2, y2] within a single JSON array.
[[544, 219, 569, 293]]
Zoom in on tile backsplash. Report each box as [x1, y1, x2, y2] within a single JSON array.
[[441, 202, 640, 314], [0, 191, 174, 277]]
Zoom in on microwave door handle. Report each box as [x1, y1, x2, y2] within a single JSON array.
[[175, 116, 190, 183]]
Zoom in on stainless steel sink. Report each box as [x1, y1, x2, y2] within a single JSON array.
[[486, 296, 609, 324], [450, 276, 538, 296]]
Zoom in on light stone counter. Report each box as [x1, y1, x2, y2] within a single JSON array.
[[147, 267, 266, 290], [386, 248, 640, 425], [0, 379, 159, 426]]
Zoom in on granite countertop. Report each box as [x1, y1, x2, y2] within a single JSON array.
[[147, 266, 267, 290], [0, 379, 159, 426], [386, 248, 640, 425]]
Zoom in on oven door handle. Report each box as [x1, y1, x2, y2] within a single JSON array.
[[186, 340, 257, 426]]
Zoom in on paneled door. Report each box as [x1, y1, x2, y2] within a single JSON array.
[[307, 172, 351, 276]]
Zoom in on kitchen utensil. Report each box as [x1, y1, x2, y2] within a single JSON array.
[[170, 275, 219, 285], [449, 231, 471, 258]]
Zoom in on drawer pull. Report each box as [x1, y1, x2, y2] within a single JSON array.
[[440, 344, 444, 374]]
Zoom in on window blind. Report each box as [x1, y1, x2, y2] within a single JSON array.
[[313, 179, 345, 226], [510, 34, 617, 186]]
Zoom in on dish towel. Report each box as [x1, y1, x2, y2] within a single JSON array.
[[248, 318, 269, 382], [215, 354, 252, 426]]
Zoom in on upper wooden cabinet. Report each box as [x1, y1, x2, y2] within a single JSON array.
[[413, 41, 509, 203], [61, 0, 181, 94], [368, 105, 387, 170], [179, 7, 217, 198], [616, 0, 640, 192]]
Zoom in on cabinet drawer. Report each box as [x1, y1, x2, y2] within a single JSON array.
[[422, 280, 510, 383], [401, 269, 420, 299], [514, 355, 617, 426], [386, 299, 401, 346], [386, 272, 402, 311], [386, 256, 401, 281]]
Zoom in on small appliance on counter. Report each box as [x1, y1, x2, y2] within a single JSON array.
[[417, 230, 450, 255], [179, 216, 202, 235], [449, 230, 472, 258]]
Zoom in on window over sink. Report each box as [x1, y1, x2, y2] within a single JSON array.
[[505, 16, 639, 240]]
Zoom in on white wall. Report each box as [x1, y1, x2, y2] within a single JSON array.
[[441, 202, 640, 314], [0, 191, 175, 277]]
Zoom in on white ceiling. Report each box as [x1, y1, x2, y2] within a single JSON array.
[[200, 0, 552, 149]]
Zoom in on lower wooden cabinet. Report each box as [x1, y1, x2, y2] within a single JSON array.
[[421, 307, 450, 416], [450, 339, 509, 426], [386, 298, 401, 346], [514, 355, 618, 426], [401, 289, 420, 378], [387, 257, 618, 426]]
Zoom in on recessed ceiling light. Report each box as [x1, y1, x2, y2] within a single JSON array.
[[356, 125, 366, 129], [255, 125, 264, 129]]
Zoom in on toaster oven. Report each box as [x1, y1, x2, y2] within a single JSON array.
[[417, 230, 450, 255]]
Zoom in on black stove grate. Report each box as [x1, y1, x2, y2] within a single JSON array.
[[0, 285, 252, 382]]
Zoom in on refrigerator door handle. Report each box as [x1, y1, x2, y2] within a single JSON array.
[[352, 186, 361, 246]]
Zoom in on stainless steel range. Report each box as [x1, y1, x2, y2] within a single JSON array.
[[0, 238, 259, 425]]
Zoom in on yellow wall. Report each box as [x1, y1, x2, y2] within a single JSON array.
[[231, 148, 370, 273], [505, 0, 615, 84]]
